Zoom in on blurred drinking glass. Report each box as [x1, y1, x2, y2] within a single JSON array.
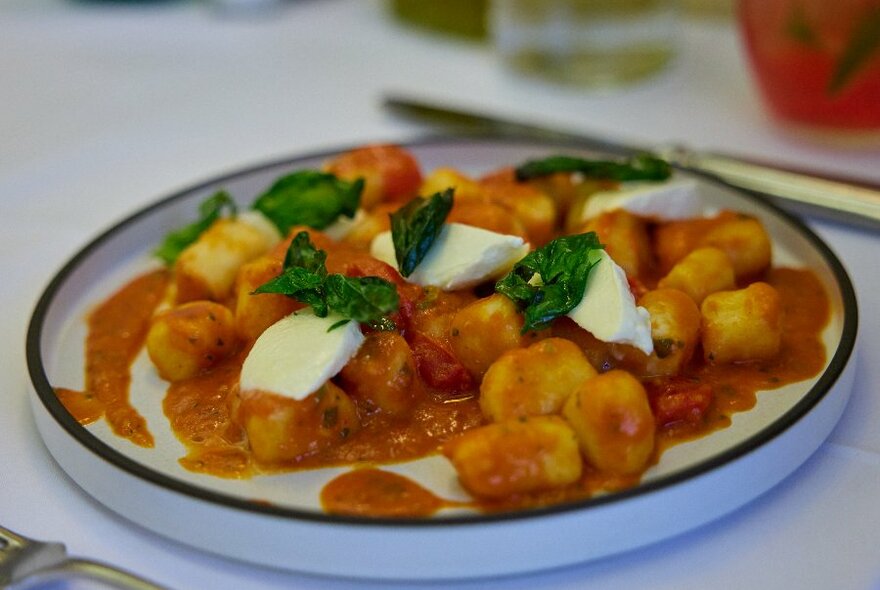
[[390, 0, 489, 41], [738, 0, 880, 138], [492, 0, 678, 87]]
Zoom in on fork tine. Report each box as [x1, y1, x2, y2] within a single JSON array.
[[0, 525, 68, 586], [0, 524, 25, 549], [1, 526, 169, 589]]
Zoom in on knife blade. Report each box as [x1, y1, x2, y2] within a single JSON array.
[[383, 95, 880, 228]]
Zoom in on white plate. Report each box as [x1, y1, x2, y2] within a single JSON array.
[[26, 137, 858, 580]]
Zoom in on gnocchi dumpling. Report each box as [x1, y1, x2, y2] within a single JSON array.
[[562, 370, 655, 475], [701, 282, 782, 363], [146, 300, 237, 382], [442, 416, 583, 498], [479, 338, 597, 422], [239, 382, 360, 465]]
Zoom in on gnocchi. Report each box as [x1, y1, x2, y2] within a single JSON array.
[[562, 370, 655, 475], [442, 416, 583, 498], [146, 300, 237, 382]]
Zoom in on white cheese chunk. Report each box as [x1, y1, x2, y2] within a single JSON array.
[[239, 310, 364, 401], [370, 223, 529, 290], [323, 209, 367, 241], [579, 179, 701, 222], [568, 250, 653, 355]]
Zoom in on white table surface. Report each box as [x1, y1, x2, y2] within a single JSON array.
[[3, 1, 880, 588]]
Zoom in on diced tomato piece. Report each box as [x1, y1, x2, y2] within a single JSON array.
[[647, 379, 713, 427], [407, 333, 474, 394], [325, 144, 422, 204]]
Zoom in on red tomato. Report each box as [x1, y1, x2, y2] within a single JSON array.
[[325, 144, 422, 205], [648, 379, 713, 427], [407, 333, 474, 394]]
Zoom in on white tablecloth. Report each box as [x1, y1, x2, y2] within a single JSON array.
[[2, 1, 879, 588]]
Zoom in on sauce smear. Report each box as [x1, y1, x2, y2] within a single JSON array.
[[163, 355, 252, 478], [321, 468, 457, 517], [55, 269, 169, 447]]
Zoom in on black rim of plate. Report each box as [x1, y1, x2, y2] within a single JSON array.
[[26, 135, 859, 528]]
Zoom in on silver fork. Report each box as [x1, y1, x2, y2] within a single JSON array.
[[1, 525, 169, 589]]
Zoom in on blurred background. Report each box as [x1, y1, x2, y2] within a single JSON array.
[[3, 0, 877, 203]]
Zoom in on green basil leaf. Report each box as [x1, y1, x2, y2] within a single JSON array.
[[496, 232, 604, 333], [253, 230, 398, 324], [283, 231, 328, 277], [324, 274, 400, 325], [153, 191, 237, 266], [252, 170, 363, 234], [390, 188, 454, 277], [514, 154, 672, 182], [829, 7, 880, 94], [253, 266, 329, 316], [253, 231, 329, 316]]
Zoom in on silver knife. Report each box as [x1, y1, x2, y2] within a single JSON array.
[[384, 95, 880, 228]]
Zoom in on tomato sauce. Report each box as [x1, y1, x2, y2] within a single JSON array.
[[56, 262, 829, 515], [321, 468, 455, 518], [163, 354, 252, 478]]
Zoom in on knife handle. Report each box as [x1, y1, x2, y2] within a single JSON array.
[[670, 148, 880, 227]]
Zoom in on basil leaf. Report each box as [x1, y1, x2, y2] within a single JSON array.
[[253, 265, 329, 316], [390, 188, 454, 277], [153, 191, 237, 265], [252, 170, 363, 234], [496, 232, 604, 333], [283, 230, 328, 277], [829, 7, 880, 94], [253, 231, 329, 316], [514, 154, 671, 182], [253, 230, 398, 325], [325, 274, 400, 325]]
